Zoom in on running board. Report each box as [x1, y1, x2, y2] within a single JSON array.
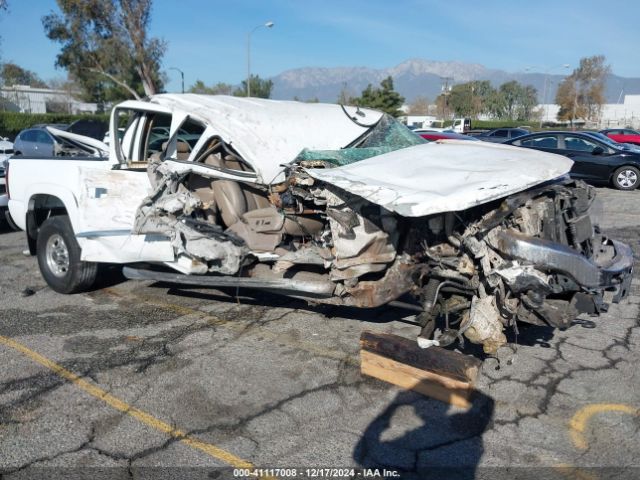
[[122, 266, 336, 298]]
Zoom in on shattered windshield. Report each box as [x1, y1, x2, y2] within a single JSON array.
[[295, 113, 425, 167]]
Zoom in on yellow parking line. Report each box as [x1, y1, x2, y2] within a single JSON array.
[[569, 403, 640, 450], [0, 334, 254, 469]]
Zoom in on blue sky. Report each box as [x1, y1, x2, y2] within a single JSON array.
[[1, 0, 639, 93]]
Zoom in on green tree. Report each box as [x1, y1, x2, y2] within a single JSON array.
[[42, 0, 165, 102], [493, 81, 538, 120], [439, 80, 497, 118], [556, 55, 610, 124], [446, 83, 474, 117], [352, 76, 404, 117], [233, 75, 273, 98], [188, 80, 234, 95], [1, 63, 48, 87]]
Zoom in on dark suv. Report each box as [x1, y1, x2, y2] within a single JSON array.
[[473, 128, 530, 143]]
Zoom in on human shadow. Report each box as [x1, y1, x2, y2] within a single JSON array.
[[353, 389, 495, 479]]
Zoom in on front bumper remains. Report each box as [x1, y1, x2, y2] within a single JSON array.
[[492, 230, 634, 309]]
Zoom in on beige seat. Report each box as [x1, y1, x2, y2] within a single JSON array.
[[197, 153, 270, 227], [185, 151, 325, 251], [148, 140, 190, 163]]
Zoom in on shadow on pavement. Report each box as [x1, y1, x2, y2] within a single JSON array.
[[163, 284, 421, 326], [0, 220, 16, 234], [353, 389, 495, 479]]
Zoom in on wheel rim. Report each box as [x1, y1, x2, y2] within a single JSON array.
[[45, 234, 70, 277], [617, 169, 638, 188]]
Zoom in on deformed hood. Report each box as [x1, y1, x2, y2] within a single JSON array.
[[304, 140, 574, 217]]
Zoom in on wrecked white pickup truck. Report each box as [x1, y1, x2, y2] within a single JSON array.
[[7, 95, 633, 354]]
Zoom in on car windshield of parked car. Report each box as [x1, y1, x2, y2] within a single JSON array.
[[294, 113, 426, 166], [585, 132, 622, 148]]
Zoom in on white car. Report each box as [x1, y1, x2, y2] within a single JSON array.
[[6, 95, 633, 354], [0, 139, 14, 222]]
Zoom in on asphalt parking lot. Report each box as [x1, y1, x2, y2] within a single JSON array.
[[0, 187, 638, 479]]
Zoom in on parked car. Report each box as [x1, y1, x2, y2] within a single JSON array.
[[504, 131, 640, 190], [0, 139, 14, 225], [13, 126, 99, 157], [0, 138, 14, 161], [0, 161, 7, 224], [600, 128, 640, 146], [13, 127, 58, 157], [583, 131, 640, 152], [417, 131, 478, 141], [7, 95, 633, 355], [473, 128, 529, 143]]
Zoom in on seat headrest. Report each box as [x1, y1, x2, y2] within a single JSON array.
[[176, 140, 190, 153], [160, 140, 190, 153]]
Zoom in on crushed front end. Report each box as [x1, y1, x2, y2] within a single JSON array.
[[131, 110, 633, 357], [392, 179, 633, 354]]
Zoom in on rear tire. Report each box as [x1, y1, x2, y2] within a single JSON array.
[[612, 166, 640, 190], [36, 216, 98, 293]]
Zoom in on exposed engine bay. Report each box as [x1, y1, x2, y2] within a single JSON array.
[[131, 124, 633, 356]]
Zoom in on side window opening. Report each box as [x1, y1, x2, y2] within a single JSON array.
[[191, 133, 255, 174], [174, 118, 206, 160], [114, 108, 142, 163], [141, 113, 173, 161], [154, 116, 207, 162], [112, 109, 175, 169]]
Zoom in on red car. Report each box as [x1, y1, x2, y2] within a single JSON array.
[[600, 128, 640, 146], [414, 130, 477, 142]]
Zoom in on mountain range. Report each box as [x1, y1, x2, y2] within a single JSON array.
[[269, 58, 640, 105]]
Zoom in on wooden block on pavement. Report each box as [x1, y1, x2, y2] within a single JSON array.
[[360, 330, 482, 408]]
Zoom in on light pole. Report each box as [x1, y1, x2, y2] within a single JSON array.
[[439, 76, 452, 120], [246, 21, 274, 97], [169, 67, 184, 94]]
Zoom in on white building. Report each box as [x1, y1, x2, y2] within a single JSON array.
[[536, 94, 640, 129], [400, 114, 438, 128], [0, 85, 98, 114], [600, 95, 640, 128]]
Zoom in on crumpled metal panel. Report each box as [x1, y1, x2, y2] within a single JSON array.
[[305, 141, 574, 217], [142, 95, 384, 183]]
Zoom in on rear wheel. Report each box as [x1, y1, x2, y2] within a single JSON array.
[[36, 216, 98, 293], [612, 166, 639, 190]]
